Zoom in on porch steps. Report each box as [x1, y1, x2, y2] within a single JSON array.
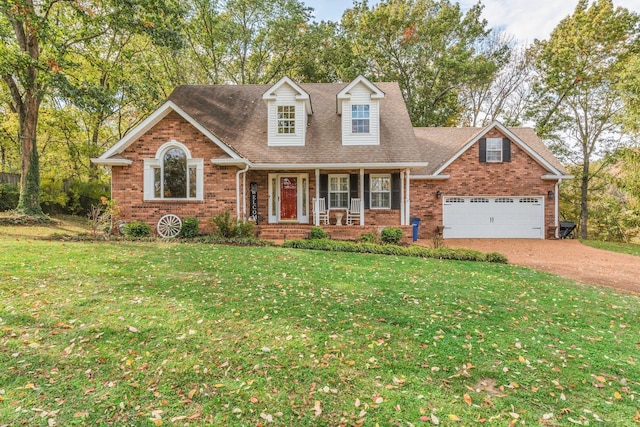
[[258, 228, 310, 241]]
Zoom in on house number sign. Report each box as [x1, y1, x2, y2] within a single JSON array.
[[250, 182, 258, 223]]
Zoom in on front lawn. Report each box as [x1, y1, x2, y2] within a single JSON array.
[[582, 240, 640, 257], [1, 235, 639, 425]]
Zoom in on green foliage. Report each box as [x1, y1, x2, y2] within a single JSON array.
[[39, 177, 109, 215], [356, 231, 381, 244], [179, 217, 199, 238], [1, 230, 639, 425], [209, 211, 255, 238], [123, 220, 151, 238], [582, 240, 640, 256], [560, 163, 640, 242], [527, 0, 640, 239], [282, 238, 507, 263], [0, 184, 19, 211], [339, 0, 508, 126], [380, 227, 403, 244], [309, 226, 328, 240]]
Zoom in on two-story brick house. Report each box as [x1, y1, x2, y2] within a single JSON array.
[[93, 76, 571, 240]]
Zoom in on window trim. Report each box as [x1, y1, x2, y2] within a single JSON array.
[[369, 173, 391, 209], [277, 105, 296, 135], [351, 104, 370, 134], [486, 137, 503, 162], [328, 174, 350, 209], [144, 141, 204, 201]]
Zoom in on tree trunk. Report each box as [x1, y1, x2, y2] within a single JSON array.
[[17, 94, 43, 216], [579, 160, 589, 240]]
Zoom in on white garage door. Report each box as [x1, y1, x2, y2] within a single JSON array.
[[443, 196, 544, 239]]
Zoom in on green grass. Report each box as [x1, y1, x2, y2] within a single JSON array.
[[582, 240, 640, 257], [1, 232, 639, 425]]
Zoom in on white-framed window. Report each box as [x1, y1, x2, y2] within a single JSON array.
[[486, 138, 502, 162], [351, 104, 370, 133], [329, 174, 349, 209], [277, 105, 296, 134], [370, 174, 391, 209], [144, 141, 204, 201]]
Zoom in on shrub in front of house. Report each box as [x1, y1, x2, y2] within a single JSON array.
[[209, 211, 255, 238], [381, 227, 403, 244], [180, 217, 199, 238], [356, 231, 381, 244], [281, 239, 507, 263], [123, 221, 151, 238], [309, 226, 328, 240]]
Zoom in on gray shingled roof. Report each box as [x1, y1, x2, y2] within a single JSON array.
[[167, 82, 427, 165], [413, 126, 567, 176]]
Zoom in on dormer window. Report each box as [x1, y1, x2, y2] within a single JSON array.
[[337, 76, 384, 145], [277, 106, 296, 134], [351, 105, 370, 133], [263, 77, 312, 146]]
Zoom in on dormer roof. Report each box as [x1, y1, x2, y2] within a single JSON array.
[[336, 75, 385, 115], [262, 76, 312, 114]]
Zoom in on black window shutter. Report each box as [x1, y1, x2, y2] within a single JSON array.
[[350, 174, 359, 200], [364, 174, 370, 208], [479, 138, 487, 163], [391, 173, 401, 210], [319, 174, 328, 201], [502, 138, 511, 162]]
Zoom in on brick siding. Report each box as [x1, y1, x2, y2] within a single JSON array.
[[409, 128, 558, 239], [110, 119, 559, 239]]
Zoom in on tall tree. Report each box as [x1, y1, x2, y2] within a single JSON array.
[[458, 40, 531, 127], [0, 0, 184, 215], [527, 0, 639, 239], [185, 0, 312, 85], [339, 0, 507, 126]]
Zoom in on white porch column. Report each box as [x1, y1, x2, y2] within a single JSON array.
[[400, 171, 405, 226], [405, 168, 411, 225], [360, 168, 365, 225], [315, 168, 320, 226]]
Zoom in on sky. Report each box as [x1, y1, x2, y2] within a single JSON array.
[[303, 0, 640, 43]]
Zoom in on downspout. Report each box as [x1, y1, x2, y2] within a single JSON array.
[[554, 179, 562, 239], [236, 163, 249, 220], [243, 169, 247, 219]]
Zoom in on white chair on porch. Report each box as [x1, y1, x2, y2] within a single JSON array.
[[312, 197, 329, 225], [346, 198, 361, 225]]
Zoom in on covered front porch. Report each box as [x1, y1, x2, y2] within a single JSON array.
[[240, 167, 415, 228]]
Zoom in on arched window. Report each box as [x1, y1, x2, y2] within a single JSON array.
[[144, 141, 203, 200]]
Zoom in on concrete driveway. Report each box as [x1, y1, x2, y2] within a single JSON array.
[[441, 239, 640, 293]]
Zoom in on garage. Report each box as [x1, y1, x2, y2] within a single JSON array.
[[442, 196, 545, 239]]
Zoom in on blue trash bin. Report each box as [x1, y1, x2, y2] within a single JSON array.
[[410, 217, 421, 241]]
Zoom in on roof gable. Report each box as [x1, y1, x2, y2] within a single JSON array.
[[93, 101, 241, 164], [336, 75, 385, 115], [263, 76, 312, 114], [426, 121, 567, 177]]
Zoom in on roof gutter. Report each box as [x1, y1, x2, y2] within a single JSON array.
[[542, 174, 574, 180], [214, 161, 429, 170], [410, 174, 450, 180], [90, 158, 133, 166]]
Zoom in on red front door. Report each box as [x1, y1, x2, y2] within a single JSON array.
[[280, 177, 298, 220]]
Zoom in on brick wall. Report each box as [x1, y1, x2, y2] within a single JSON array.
[[111, 111, 238, 234], [410, 128, 559, 239]]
